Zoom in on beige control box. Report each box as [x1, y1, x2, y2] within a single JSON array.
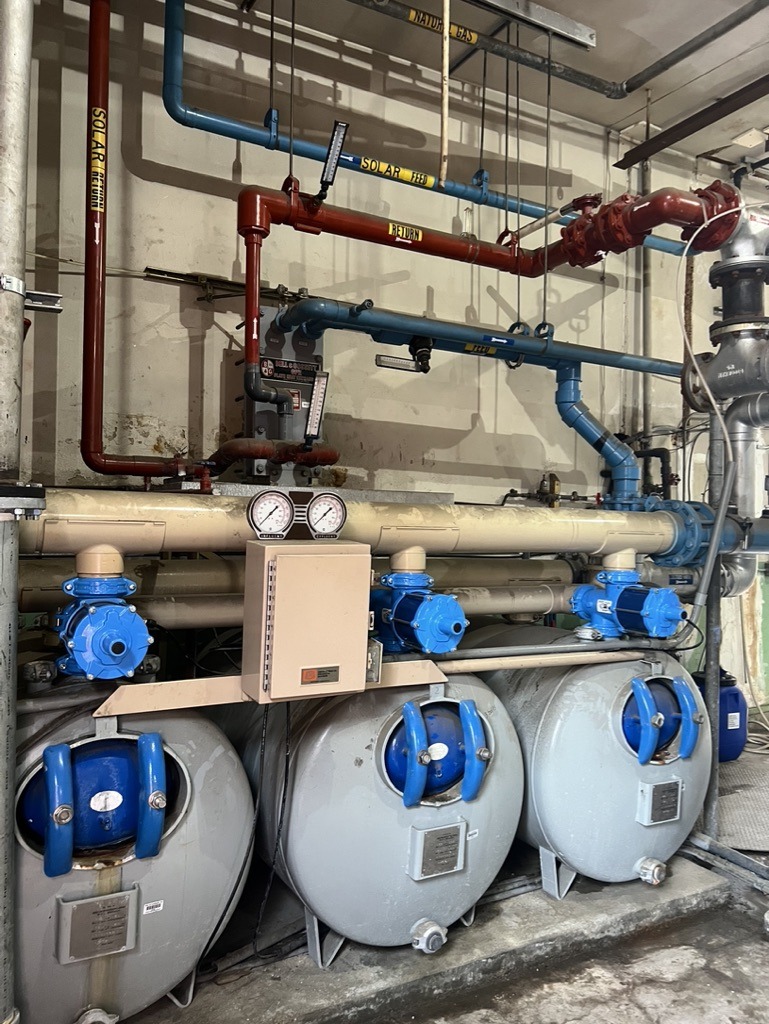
[[241, 539, 372, 703]]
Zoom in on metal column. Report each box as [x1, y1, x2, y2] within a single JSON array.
[[0, 0, 35, 1019]]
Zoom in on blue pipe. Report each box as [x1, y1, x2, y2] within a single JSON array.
[[555, 363, 643, 511], [163, 0, 687, 258], [273, 297, 684, 378]]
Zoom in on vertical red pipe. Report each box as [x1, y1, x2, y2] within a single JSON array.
[[244, 233, 262, 367], [82, 0, 110, 470], [81, 0, 184, 477]]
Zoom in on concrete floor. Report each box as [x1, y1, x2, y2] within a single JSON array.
[[136, 856, 738, 1024], [399, 907, 769, 1024]]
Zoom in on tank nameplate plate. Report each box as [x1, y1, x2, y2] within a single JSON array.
[[637, 779, 682, 827], [408, 820, 467, 880], [56, 888, 138, 963]]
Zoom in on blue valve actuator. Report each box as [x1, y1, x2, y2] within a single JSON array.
[[371, 571, 467, 655], [623, 676, 702, 765], [40, 733, 167, 877], [397, 700, 489, 808], [56, 575, 152, 680], [571, 569, 684, 640]]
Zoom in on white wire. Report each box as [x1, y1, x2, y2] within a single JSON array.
[[675, 200, 769, 468]]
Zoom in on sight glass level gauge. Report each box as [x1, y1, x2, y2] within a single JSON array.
[[307, 492, 347, 538], [247, 489, 294, 540]]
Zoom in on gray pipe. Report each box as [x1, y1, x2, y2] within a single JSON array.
[[345, 0, 769, 99], [0, 0, 33, 1018], [703, 557, 722, 838], [623, 0, 769, 93]]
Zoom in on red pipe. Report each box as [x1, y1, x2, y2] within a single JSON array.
[[83, 0, 185, 478], [206, 439, 340, 471], [238, 176, 741, 285], [82, 5, 325, 480]]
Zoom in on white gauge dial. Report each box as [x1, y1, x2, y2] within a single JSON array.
[[247, 490, 294, 538], [307, 492, 347, 537]]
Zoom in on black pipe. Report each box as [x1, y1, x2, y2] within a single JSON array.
[[624, 0, 769, 93], [244, 365, 293, 441], [616, 72, 769, 169], [703, 556, 722, 838], [721, 277, 766, 322], [635, 447, 673, 500]]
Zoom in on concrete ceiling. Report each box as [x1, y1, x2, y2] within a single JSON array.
[[290, 0, 769, 167]]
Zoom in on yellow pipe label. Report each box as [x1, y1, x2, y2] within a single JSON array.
[[89, 107, 107, 213], [465, 344, 497, 356], [407, 9, 478, 45], [360, 156, 435, 189], [388, 222, 423, 242]]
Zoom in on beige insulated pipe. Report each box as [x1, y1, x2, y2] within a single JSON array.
[[18, 555, 574, 612], [445, 585, 577, 617], [19, 554, 576, 608], [19, 489, 679, 558], [439, 650, 644, 674]]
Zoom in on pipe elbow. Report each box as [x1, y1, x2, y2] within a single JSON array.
[[721, 553, 758, 597], [161, 83, 191, 128]]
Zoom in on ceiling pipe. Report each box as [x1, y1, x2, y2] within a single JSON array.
[[345, 0, 769, 99], [616, 72, 769, 170], [162, 0, 685, 258]]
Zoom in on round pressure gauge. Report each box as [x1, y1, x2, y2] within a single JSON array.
[[247, 490, 295, 539], [307, 492, 347, 538]]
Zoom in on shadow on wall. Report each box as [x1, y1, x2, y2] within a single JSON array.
[[28, 0, 602, 485], [323, 408, 590, 494], [34, 0, 572, 207]]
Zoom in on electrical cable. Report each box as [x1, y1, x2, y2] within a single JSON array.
[[478, 49, 488, 167], [268, 0, 276, 112], [672, 204, 767, 620], [542, 31, 553, 327], [288, 0, 296, 179], [503, 23, 510, 236], [253, 702, 291, 954], [515, 23, 522, 321]]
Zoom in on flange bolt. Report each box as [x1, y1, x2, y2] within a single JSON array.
[[52, 804, 74, 826]]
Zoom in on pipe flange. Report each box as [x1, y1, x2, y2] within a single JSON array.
[[681, 354, 714, 413], [0, 483, 46, 519], [709, 256, 769, 288], [709, 318, 769, 344], [649, 498, 714, 568]]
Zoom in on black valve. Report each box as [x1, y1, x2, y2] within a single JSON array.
[[409, 336, 433, 374]]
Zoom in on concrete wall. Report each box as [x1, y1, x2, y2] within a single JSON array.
[[23, 1, 766, 689]]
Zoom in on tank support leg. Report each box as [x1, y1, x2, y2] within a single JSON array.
[[539, 847, 577, 900], [305, 908, 346, 969]]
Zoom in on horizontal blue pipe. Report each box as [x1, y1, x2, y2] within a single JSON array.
[[163, 0, 688, 258], [556, 363, 642, 509], [273, 298, 684, 378]]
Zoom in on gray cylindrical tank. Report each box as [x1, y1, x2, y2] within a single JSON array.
[[466, 625, 711, 887], [241, 675, 524, 950], [15, 707, 254, 1024]]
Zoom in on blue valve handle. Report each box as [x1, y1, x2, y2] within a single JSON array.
[[42, 743, 75, 878], [136, 733, 166, 859], [630, 677, 660, 766], [459, 700, 488, 802], [400, 702, 429, 808], [671, 676, 700, 759]]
